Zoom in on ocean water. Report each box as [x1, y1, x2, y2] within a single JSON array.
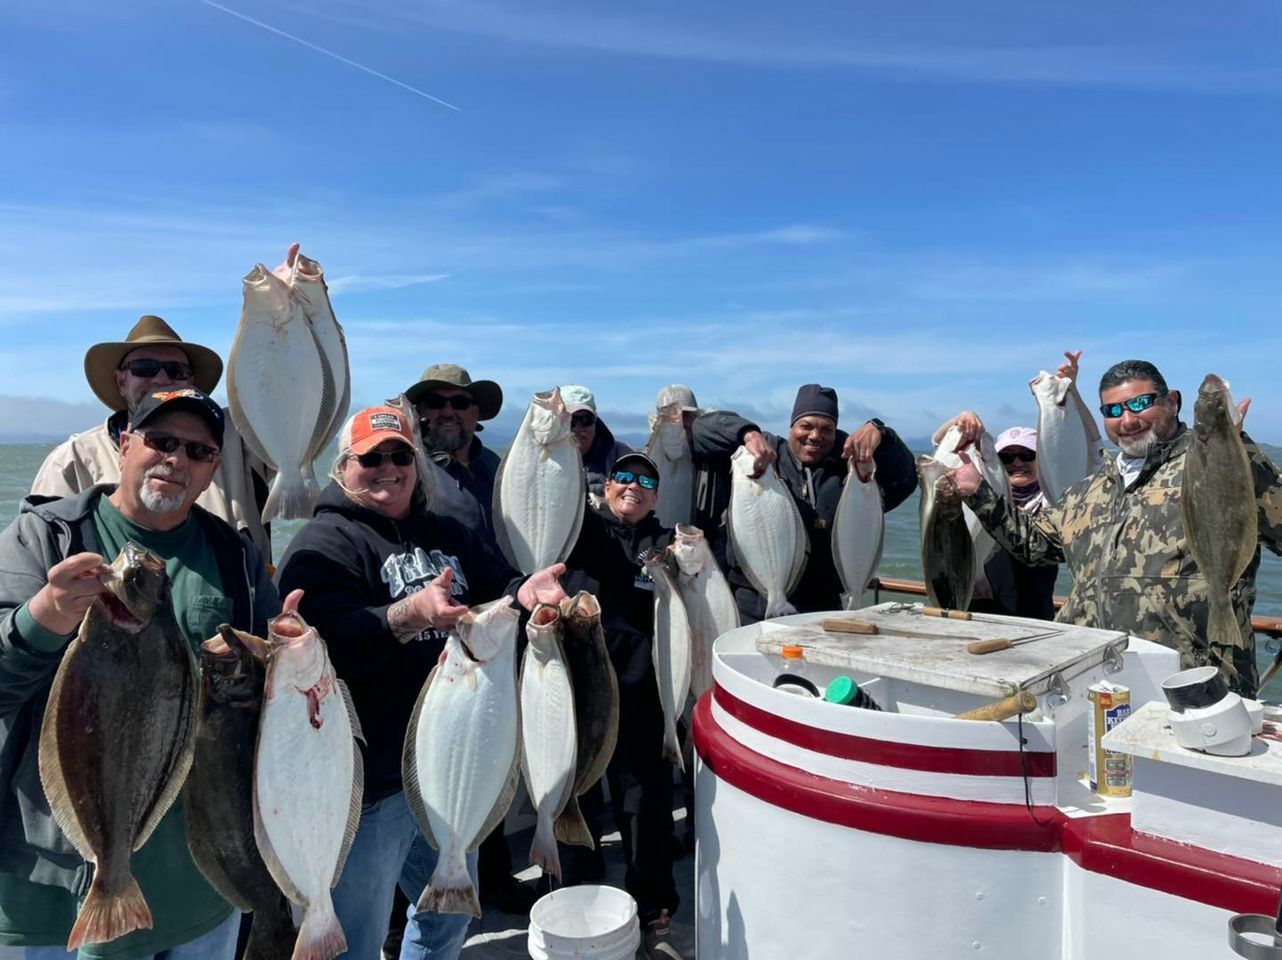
[[4, 441, 1281, 679]]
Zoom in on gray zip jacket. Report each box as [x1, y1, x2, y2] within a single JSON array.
[[0, 486, 276, 895]]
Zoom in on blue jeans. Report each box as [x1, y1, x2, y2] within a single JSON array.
[[0, 909, 240, 960], [331, 791, 476, 960]]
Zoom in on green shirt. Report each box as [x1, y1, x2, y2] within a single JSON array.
[[0, 496, 236, 956]]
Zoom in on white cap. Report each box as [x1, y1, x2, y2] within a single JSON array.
[[656, 384, 698, 412], [559, 385, 596, 415], [995, 426, 1038, 453]]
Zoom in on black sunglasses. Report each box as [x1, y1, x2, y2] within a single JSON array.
[[135, 431, 219, 463], [1099, 392, 1163, 419], [611, 470, 658, 490], [998, 449, 1036, 465], [119, 359, 194, 381], [420, 394, 474, 411], [570, 412, 597, 428], [353, 449, 416, 468]]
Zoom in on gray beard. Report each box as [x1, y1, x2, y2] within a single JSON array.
[[138, 469, 189, 514], [424, 424, 469, 454], [1116, 431, 1157, 457]]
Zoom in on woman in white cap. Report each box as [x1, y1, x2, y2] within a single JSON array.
[[559, 385, 633, 499]]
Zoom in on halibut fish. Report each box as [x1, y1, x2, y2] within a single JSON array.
[[555, 592, 619, 849], [228, 245, 344, 522], [645, 402, 695, 527], [1182, 374, 1257, 665], [646, 551, 692, 771], [290, 252, 351, 463], [494, 388, 586, 574], [930, 423, 1007, 578], [38, 544, 197, 949], [917, 456, 975, 611], [670, 525, 739, 699], [831, 460, 884, 610], [403, 598, 521, 916], [727, 446, 807, 619], [519, 605, 578, 879], [186, 626, 295, 960], [1030, 371, 1100, 506], [254, 612, 363, 960]]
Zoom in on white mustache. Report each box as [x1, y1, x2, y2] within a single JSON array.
[[146, 466, 190, 485]]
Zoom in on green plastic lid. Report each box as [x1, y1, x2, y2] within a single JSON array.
[[824, 676, 857, 705]]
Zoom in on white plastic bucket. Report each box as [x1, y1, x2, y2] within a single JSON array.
[[527, 884, 640, 960]]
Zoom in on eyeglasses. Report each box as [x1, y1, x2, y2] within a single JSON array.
[[570, 412, 597, 428], [352, 449, 416, 468], [1098, 392, 1163, 419], [135, 431, 219, 463], [611, 470, 658, 490], [998, 449, 1036, 465], [419, 394, 474, 411], [119, 359, 194, 381]]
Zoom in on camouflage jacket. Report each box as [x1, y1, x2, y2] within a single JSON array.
[[966, 423, 1282, 696]]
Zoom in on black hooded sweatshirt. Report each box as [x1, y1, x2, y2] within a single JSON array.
[[276, 482, 520, 800]]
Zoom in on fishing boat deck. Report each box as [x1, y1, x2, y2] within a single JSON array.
[[460, 810, 697, 958]]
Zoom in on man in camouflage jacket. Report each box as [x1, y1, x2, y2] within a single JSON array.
[[955, 359, 1282, 698]]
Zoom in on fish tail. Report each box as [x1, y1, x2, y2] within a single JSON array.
[[1207, 594, 1241, 652], [243, 895, 298, 960], [67, 872, 153, 949], [764, 594, 797, 619], [263, 471, 319, 523], [292, 892, 346, 960], [530, 816, 563, 880], [415, 859, 481, 918], [663, 725, 686, 773], [553, 793, 595, 849]]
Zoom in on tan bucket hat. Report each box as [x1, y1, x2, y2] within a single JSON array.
[[404, 363, 503, 421], [84, 315, 223, 411]]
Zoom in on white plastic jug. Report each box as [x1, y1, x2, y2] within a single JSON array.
[[527, 884, 640, 960]]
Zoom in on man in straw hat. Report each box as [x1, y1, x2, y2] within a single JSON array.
[[30, 315, 272, 557]]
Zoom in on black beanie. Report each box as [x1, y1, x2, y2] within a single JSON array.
[[791, 384, 839, 426]]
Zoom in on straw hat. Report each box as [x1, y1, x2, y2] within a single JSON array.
[[84, 315, 223, 412]]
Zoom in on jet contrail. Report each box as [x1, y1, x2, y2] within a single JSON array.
[[198, 0, 460, 112]]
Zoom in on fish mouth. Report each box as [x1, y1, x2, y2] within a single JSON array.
[[100, 590, 145, 633]]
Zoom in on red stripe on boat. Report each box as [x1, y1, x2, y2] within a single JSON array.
[[713, 682, 1057, 778], [694, 694, 1282, 914]]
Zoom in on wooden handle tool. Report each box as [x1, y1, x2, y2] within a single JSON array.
[[921, 606, 973, 621], [956, 691, 1038, 721], [822, 617, 879, 636], [967, 638, 1019, 655]]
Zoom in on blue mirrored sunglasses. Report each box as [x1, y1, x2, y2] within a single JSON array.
[[610, 470, 658, 490], [1098, 392, 1163, 419]]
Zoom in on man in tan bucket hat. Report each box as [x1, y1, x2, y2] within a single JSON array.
[[30, 315, 273, 557]]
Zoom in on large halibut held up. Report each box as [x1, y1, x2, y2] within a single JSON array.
[[555, 592, 619, 849], [1030, 371, 1100, 506], [670, 525, 738, 700], [917, 456, 975, 611], [831, 460, 884, 610], [186, 626, 296, 960], [39, 543, 197, 949], [254, 612, 363, 960], [646, 551, 692, 771], [1182, 374, 1257, 672], [494, 388, 586, 574], [727, 446, 808, 619], [519, 605, 578, 880], [645, 402, 695, 528], [403, 598, 521, 917]]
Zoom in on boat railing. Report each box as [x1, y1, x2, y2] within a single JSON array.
[[868, 576, 1282, 641]]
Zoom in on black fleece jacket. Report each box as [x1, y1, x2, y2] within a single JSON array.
[[276, 483, 520, 800]]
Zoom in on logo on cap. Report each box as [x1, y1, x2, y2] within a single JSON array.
[[369, 412, 403, 431]]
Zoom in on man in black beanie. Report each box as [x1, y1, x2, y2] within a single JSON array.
[[690, 383, 916, 622]]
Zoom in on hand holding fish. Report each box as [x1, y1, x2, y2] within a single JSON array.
[[388, 569, 469, 640], [948, 451, 982, 498], [1057, 350, 1082, 383], [935, 411, 984, 452], [742, 431, 776, 478], [843, 420, 884, 463], [518, 563, 568, 612], [27, 552, 111, 637]]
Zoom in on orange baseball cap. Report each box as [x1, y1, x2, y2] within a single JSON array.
[[343, 405, 416, 455]]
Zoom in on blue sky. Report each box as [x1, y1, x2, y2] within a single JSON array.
[[1, 0, 1280, 443]]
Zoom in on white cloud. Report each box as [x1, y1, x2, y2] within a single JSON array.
[[327, 273, 451, 294]]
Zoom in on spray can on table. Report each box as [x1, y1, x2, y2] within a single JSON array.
[[1088, 681, 1132, 797]]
